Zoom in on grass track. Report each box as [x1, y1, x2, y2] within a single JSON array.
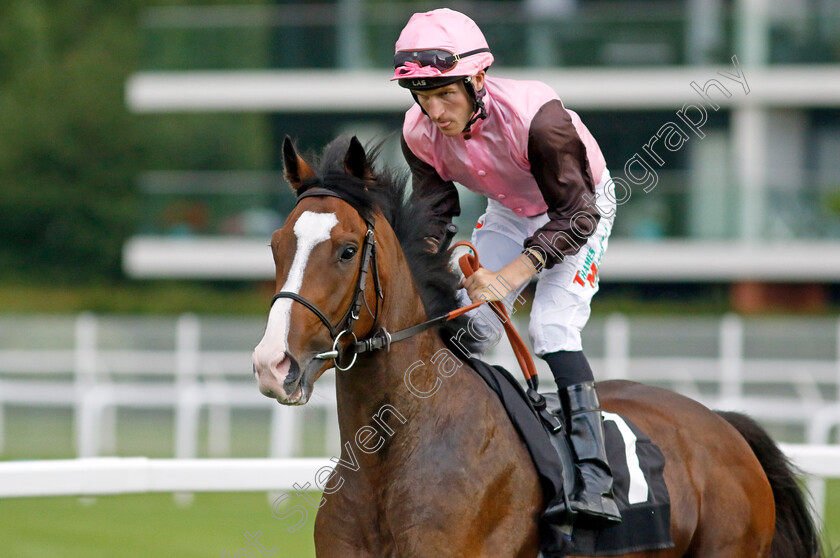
[[1, 485, 837, 557], [0, 492, 316, 558], [1, 408, 838, 557]]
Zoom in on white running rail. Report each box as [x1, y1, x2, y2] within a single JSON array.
[[2, 313, 840, 463], [0, 445, 836, 499], [0, 457, 332, 498]]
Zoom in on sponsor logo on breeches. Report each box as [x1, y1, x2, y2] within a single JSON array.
[[573, 247, 599, 288]]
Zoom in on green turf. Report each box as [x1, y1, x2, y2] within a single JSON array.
[[0, 485, 837, 557], [0, 406, 332, 461], [1, 408, 838, 557], [0, 408, 325, 557], [0, 492, 316, 558]]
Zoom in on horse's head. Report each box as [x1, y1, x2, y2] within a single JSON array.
[[252, 137, 382, 405]]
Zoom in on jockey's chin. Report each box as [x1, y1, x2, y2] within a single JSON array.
[[434, 119, 460, 136]]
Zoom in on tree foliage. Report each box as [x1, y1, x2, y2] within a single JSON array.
[[0, 0, 271, 283], [0, 1, 149, 281]]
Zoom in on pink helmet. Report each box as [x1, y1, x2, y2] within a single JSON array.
[[392, 8, 494, 90]]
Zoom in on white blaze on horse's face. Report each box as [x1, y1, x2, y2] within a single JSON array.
[[252, 211, 338, 403]]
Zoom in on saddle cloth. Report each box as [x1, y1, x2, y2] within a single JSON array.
[[468, 358, 673, 557]]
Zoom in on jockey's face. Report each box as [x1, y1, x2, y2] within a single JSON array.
[[413, 72, 485, 137]]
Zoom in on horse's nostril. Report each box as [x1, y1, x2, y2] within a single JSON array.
[[282, 353, 302, 390]]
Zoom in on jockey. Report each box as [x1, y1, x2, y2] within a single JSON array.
[[392, 8, 620, 525]]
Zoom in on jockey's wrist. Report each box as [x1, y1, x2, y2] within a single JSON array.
[[502, 256, 537, 291], [521, 247, 545, 272]]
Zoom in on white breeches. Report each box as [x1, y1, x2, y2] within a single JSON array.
[[455, 173, 615, 356]]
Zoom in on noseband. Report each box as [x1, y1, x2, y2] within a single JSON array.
[[271, 187, 383, 371]]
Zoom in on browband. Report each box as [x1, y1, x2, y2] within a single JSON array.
[[296, 187, 375, 228]]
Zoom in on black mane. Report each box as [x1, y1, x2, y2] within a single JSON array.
[[295, 136, 480, 355]]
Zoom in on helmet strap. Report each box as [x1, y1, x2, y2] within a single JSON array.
[[410, 90, 429, 117], [462, 77, 487, 134]]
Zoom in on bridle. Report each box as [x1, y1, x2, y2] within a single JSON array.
[[271, 187, 538, 389], [274, 184, 475, 373], [271, 187, 383, 371], [273, 186, 489, 372]]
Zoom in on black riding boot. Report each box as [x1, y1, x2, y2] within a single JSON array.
[[565, 381, 621, 524], [541, 351, 620, 525]]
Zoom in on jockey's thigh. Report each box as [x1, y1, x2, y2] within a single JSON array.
[[529, 213, 612, 356]]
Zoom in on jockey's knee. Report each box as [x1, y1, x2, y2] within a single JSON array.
[[530, 322, 583, 356]]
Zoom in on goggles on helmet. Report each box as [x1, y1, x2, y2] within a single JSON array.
[[393, 47, 490, 75]]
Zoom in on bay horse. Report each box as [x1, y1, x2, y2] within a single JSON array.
[[252, 136, 822, 558]]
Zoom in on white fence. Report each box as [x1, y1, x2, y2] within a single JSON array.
[[0, 457, 332, 498], [0, 446, 837, 527], [2, 312, 840, 461], [0, 313, 341, 460], [1, 444, 837, 499], [2, 312, 840, 522]]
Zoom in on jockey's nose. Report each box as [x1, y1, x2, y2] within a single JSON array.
[[426, 98, 445, 121]]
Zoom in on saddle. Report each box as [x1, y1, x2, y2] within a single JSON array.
[[447, 240, 672, 555], [468, 358, 674, 557]]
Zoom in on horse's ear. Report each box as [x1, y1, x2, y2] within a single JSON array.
[[282, 136, 315, 191], [344, 136, 373, 180]]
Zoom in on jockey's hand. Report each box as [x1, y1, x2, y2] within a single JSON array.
[[461, 257, 537, 303]]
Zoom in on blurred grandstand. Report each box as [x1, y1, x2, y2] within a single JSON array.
[[122, 0, 840, 313], [1, 4, 839, 555]]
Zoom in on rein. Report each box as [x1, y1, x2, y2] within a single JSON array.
[[451, 241, 540, 391], [272, 187, 539, 389]]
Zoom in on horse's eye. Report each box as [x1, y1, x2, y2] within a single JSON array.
[[340, 246, 358, 262]]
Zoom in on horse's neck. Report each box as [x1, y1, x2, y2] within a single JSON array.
[[333, 238, 470, 457], [331, 224, 514, 476], [333, 328, 474, 461], [334, 324, 445, 435]]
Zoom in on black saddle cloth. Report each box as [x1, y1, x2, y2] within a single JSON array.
[[468, 358, 674, 557]]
